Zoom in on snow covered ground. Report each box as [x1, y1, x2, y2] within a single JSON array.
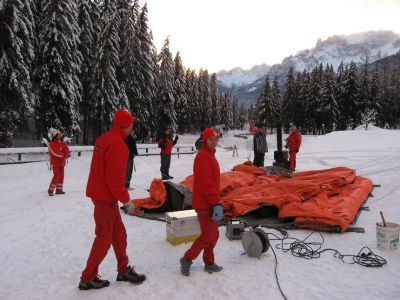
[[1, 127, 399, 300]]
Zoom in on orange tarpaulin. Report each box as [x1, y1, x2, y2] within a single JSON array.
[[132, 162, 372, 232]]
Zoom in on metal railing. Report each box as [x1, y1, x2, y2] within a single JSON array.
[[0, 144, 196, 165]]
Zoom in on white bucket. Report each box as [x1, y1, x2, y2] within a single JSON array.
[[376, 222, 400, 250]]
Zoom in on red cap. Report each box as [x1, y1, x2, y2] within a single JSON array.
[[202, 128, 219, 141], [113, 109, 135, 128]]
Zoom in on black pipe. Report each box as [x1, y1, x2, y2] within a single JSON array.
[[276, 122, 282, 152]]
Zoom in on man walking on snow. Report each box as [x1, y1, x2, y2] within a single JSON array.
[[285, 124, 302, 172], [79, 109, 146, 290], [180, 128, 224, 276]]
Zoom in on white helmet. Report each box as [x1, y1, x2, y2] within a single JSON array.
[[48, 128, 61, 140]]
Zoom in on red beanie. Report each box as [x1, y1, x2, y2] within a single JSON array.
[[113, 109, 135, 128], [202, 128, 219, 141]]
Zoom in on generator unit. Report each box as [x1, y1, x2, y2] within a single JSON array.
[[225, 220, 245, 240]]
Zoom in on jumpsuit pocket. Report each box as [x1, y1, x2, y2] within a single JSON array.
[[94, 214, 113, 237], [93, 201, 117, 237]]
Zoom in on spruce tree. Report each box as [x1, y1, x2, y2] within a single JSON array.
[[210, 73, 221, 126], [335, 61, 347, 130], [157, 37, 176, 134], [342, 62, 360, 129], [271, 76, 282, 123], [318, 64, 339, 133], [293, 72, 307, 131], [198, 69, 211, 127], [282, 66, 296, 127], [35, 0, 82, 136], [256, 76, 273, 127], [173, 51, 188, 132], [134, 3, 156, 140], [78, 0, 100, 144], [0, 0, 36, 145], [90, 2, 120, 136], [362, 70, 379, 129]]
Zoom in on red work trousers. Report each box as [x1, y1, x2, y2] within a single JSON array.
[[81, 201, 129, 282], [48, 166, 64, 193], [289, 150, 297, 170], [184, 210, 219, 264]]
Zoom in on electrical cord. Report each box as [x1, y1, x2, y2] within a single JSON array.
[[271, 231, 386, 267], [264, 230, 387, 300]]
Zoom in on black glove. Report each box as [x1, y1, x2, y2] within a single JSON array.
[[174, 135, 179, 142], [296, 149, 299, 153]]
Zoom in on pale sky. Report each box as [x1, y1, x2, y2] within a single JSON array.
[[143, 0, 400, 73]]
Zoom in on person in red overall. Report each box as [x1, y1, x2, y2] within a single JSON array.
[[158, 128, 178, 180], [285, 124, 302, 172], [180, 128, 223, 276], [79, 109, 146, 290], [48, 128, 70, 196]]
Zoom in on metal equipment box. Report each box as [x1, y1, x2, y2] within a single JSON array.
[[166, 210, 201, 245]]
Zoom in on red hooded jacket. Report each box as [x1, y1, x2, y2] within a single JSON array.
[[49, 140, 70, 168], [287, 130, 302, 152], [192, 144, 220, 210], [86, 126, 130, 204]]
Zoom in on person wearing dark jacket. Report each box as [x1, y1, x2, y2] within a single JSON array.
[[253, 125, 268, 167], [180, 128, 223, 276], [79, 109, 145, 291], [195, 127, 205, 151], [125, 129, 138, 189], [158, 128, 178, 180]]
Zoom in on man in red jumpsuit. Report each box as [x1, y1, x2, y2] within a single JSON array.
[[79, 109, 146, 290], [285, 124, 302, 172], [180, 128, 223, 276], [48, 128, 70, 196]]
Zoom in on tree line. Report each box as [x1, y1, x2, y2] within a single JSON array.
[[0, 0, 246, 147], [251, 53, 400, 134]]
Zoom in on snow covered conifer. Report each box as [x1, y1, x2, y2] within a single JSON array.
[[271, 76, 282, 123], [78, 0, 100, 144], [36, 0, 82, 135], [0, 0, 36, 146], [342, 62, 360, 129], [282, 66, 297, 127], [157, 37, 176, 133], [89, 2, 120, 136], [173, 51, 188, 132], [198, 69, 212, 127], [255, 75, 273, 127], [210, 73, 221, 126], [133, 5, 157, 140], [318, 64, 339, 133]]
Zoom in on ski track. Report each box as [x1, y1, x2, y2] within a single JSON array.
[[0, 129, 400, 300]]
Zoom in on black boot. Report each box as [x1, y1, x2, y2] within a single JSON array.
[[180, 257, 192, 276], [116, 266, 146, 284], [78, 276, 110, 290]]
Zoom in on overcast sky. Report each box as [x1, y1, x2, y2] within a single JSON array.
[[143, 0, 400, 73]]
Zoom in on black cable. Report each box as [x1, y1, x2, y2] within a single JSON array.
[[269, 241, 288, 300], [270, 231, 386, 267], [263, 230, 387, 300]]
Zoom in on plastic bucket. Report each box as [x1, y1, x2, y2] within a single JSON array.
[[376, 222, 400, 250]]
